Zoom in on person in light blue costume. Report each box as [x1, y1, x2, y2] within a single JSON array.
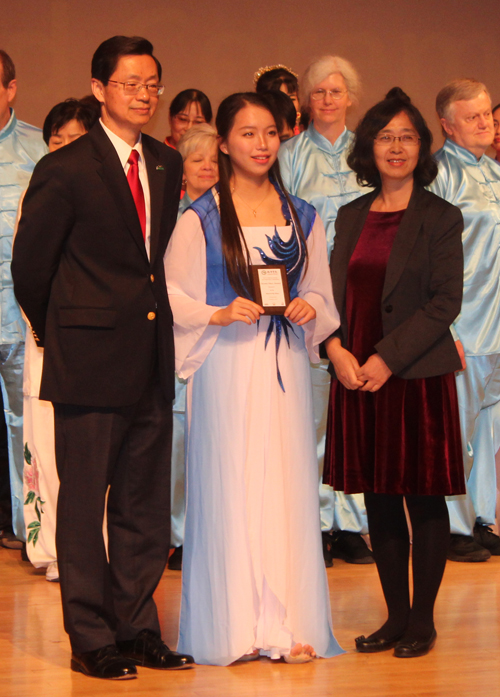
[[279, 55, 373, 565], [168, 123, 218, 571], [429, 78, 500, 561], [0, 50, 47, 544]]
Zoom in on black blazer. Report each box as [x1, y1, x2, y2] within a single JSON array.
[[12, 122, 183, 407], [330, 185, 464, 379]]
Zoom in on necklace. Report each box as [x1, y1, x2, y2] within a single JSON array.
[[232, 185, 272, 217]]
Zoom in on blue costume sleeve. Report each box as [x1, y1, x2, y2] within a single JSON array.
[[430, 139, 500, 355]]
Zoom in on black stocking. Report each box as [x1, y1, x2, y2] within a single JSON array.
[[364, 492, 411, 640], [364, 492, 449, 642], [405, 494, 449, 642]]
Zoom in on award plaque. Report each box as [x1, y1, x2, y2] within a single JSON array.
[[250, 264, 290, 315]]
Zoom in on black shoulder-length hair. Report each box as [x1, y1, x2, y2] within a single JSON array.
[[169, 89, 212, 123], [42, 98, 100, 145], [216, 92, 307, 298], [347, 87, 438, 188]]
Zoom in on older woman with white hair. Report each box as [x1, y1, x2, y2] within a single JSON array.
[[168, 123, 219, 570], [279, 55, 373, 567], [177, 123, 219, 217], [279, 55, 363, 245]]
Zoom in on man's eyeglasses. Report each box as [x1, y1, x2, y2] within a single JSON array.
[[107, 80, 164, 96]]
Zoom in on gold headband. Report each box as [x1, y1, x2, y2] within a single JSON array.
[[253, 64, 299, 85]]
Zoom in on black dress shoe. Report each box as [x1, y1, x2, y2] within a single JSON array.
[[71, 645, 137, 679], [355, 632, 404, 653], [0, 529, 24, 550], [448, 534, 490, 562], [394, 629, 437, 658], [330, 531, 374, 564], [118, 629, 194, 670], [473, 523, 500, 555], [168, 545, 183, 570], [322, 532, 333, 568]]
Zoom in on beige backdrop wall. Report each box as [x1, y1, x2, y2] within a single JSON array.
[[1, 0, 499, 148]]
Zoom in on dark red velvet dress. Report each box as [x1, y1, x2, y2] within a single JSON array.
[[323, 210, 465, 496]]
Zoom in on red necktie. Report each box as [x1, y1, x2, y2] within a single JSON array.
[[127, 149, 146, 240]]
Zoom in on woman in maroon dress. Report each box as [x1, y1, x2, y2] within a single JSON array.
[[324, 88, 465, 658]]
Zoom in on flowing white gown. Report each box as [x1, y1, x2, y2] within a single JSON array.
[[164, 209, 343, 666]]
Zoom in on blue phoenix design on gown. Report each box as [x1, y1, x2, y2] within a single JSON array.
[[254, 222, 306, 391]]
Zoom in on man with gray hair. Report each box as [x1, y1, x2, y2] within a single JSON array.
[[430, 78, 500, 562], [0, 49, 46, 548]]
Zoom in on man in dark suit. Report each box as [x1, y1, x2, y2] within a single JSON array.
[[11, 36, 194, 680]]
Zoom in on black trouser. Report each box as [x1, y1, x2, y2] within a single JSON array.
[[54, 375, 172, 653]]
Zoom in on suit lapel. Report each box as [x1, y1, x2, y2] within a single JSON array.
[[382, 185, 424, 301], [90, 124, 149, 263], [143, 136, 164, 264]]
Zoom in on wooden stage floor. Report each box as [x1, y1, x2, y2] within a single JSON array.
[[0, 547, 499, 697]]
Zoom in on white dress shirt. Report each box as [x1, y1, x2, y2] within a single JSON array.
[[100, 119, 152, 259]]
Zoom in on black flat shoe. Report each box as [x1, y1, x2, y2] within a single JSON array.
[[355, 632, 404, 653], [71, 645, 137, 679], [394, 629, 437, 658], [118, 629, 194, 670]]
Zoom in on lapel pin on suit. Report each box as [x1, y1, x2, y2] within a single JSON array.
[[156, 165, 165, 171]]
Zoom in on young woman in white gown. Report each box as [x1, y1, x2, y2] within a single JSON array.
[[164, 92, 343, 666]]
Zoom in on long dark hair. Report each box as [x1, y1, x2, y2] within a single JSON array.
[[262, 90, 297, 132], [347, 87, 438, 188], [216, 92, 307, 298]]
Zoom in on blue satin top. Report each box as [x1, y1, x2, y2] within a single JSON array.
[[0, 109, 47, 343], [429, 139, 500, 356], [177, 192, 193, 220], [278, 123, 368, 258]]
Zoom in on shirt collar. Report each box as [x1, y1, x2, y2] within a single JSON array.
[[306, 122, 350, 155], [442, 138, 489, 167], [99, 118, 144, 169], [0, 109, 17, 142]]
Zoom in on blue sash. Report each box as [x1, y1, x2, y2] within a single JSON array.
[[188, 181, 316, 305], [188, 181, 317, 390]]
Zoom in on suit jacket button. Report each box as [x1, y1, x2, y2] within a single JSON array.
[[147, 312, 156, 320], [150, 274, 155, 282], [385, 305, 393, 313]]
